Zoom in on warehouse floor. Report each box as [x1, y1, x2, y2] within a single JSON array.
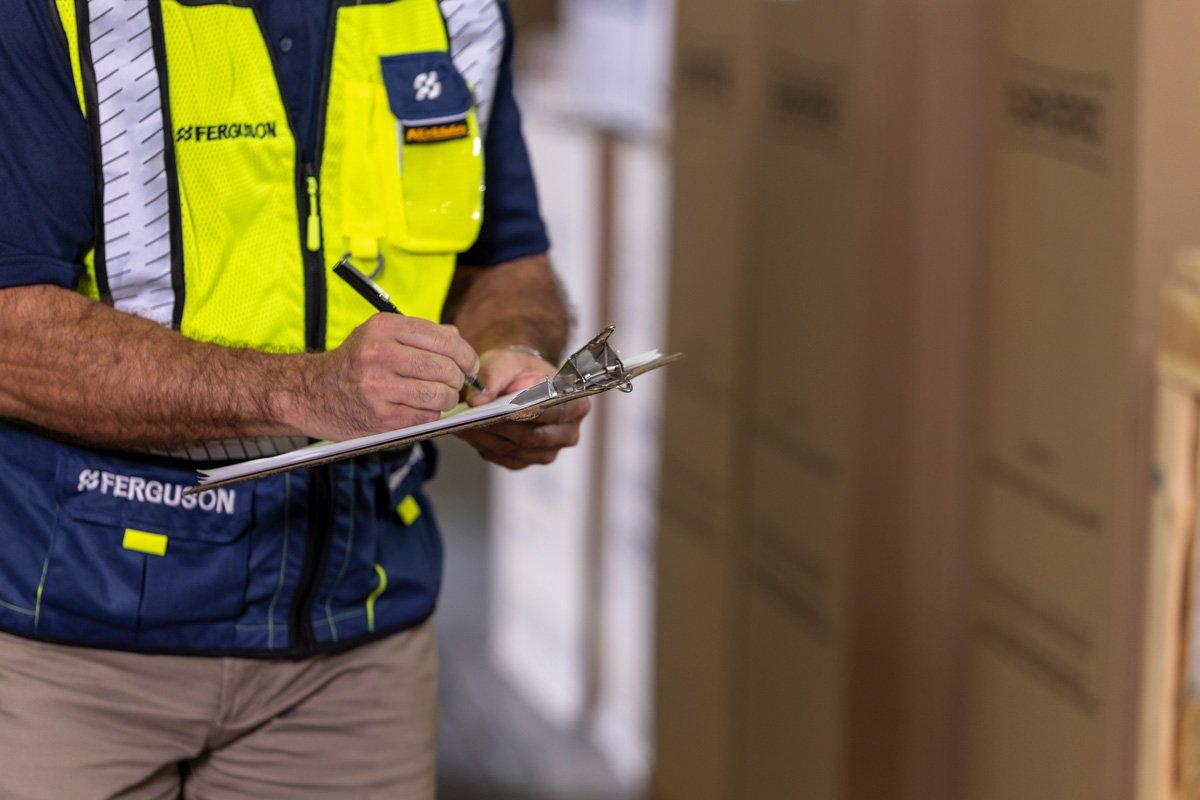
[[427, 440, 632, 800]]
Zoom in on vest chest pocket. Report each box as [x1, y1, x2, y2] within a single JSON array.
[[43, 456, 254, 631], [375, 51, 485, 253]]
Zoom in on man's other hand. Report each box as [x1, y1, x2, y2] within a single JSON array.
[[283, 314, 480, 441], [457, 347, 591, 470]]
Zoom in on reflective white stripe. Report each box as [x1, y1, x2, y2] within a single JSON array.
[[398, 111, 471, 127], [143, 436, 312, 463], [387, 444, 425, 493], [85, 0, 176, 326], [439, 0, 506, 135]]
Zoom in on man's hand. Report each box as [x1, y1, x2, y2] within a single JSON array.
[[443, 253, 587, 469], [283, 315, 480, 442], [457, 347, 591, 470], [0, 285, 480, 449]]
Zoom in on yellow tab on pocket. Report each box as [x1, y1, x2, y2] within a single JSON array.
[[397, 495, 421, 526], [123, 528, 168, 557]]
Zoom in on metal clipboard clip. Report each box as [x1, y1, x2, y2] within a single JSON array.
[[545, 326, 633, 399]]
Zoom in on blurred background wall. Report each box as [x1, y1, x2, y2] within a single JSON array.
[[432, 1, 673, 798], [431, 2, 1200, 799]]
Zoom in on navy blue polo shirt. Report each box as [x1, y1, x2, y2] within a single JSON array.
[[0, 0, 549, 293]]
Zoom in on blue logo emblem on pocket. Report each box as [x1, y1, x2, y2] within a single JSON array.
[[381, 52, 474, 125]]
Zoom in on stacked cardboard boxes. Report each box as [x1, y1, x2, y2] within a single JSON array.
[[652, 0, 760, 796], [507, 0, 557, 31], [962, 1, 1200, 798], [735, 1, 865, 796], [655, 1, 984, 798], [658, 0, 1200, 797]]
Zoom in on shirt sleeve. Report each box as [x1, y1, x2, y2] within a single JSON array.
[[0, 1, 95, 291], [457, 2, 550, 268]]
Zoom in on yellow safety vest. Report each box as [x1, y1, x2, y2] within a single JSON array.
[[53, 0, 501, 355]]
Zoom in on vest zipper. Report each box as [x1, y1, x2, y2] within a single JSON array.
[[305, 174, 322, 252], [254, 1, 341, 654], [293, 2, 341, 653], [301, 163, 327, 352], [304, 0, 339, 353], [291, 464, 333, 652]]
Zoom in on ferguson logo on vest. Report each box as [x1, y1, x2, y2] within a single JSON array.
[[175, 122, 279, 143], [76, 469, 237, 515]]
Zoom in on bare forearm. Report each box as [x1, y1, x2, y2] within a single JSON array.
[[0, 285, 307, 448], [446, 254, 572, 362]]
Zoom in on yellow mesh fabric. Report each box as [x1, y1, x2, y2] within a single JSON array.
[[52, 0, 97, 298], [54, 0, 86, 113], [162, 0, 306, 352], [60, 0, 478, 353], [77, 250, 99, 299], [322, 1, 479, 348]]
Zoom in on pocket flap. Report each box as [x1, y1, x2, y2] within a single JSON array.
[[57, 453, 253, 543], [381, 444, 430, 509], [380, 51, 474, 125]]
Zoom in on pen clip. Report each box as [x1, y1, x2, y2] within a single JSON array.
[[334, 254, 400, 315], [335, 254, 485, 394]]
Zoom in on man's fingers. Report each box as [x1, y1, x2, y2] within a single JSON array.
[[473, 421, 582, 450], [480, 447, 560, 469], [469, 427, 568, 456], [401, 380, 461, 413], [459, 429, 514, 454], [522, 448, 561, 465], [366, 315, 479, 378], [365, 375, 459, 413], [535, 398, 591, 425], [371, 347, 464, 391], [513, 423, 581, 449], [478, 421, 536, 446], [470, 367, 555, 406], [460, 428, 567, 466], [488, 455, 530, 471]]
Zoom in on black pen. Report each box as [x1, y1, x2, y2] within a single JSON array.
[[333, 256, 487, 394]]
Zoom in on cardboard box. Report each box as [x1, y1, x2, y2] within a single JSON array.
[[657, 0, 987, 797], [653, 519, 742, 800], [507, 0, 558, 32], [739, 576, 847, 799], [652, 1, 759, 797], [963, 2, 1200, 798], [738, 1, 860, 790], [661, 0, 761, 411], [736, 1, 985, 797]]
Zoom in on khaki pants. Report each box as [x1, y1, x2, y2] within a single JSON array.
[[0, 624, 438, 800]]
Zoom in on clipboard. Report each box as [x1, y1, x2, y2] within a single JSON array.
[[189, 327, 681, 491]]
